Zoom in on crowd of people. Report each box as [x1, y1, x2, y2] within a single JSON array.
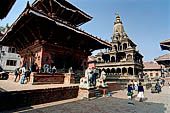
[[14, 64, 31, 84], [13, 63, 57, 84], [127, 79, 170, 102]]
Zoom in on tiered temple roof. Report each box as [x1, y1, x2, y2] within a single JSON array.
[[143, 62, 162, 70], [0, 0, 16, 19], [32, 0, 92, 26], [0, 1, 111, 53], [160, 39, 170, 51], [155, 53, 170, 67]]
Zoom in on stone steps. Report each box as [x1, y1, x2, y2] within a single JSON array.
[[94, 89, 102, 97]]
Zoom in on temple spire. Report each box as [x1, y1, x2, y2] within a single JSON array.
[[113, 13, 126, 41], [114, 13, 122, 24]]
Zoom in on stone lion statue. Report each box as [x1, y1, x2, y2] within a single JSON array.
[[96, 71, 107, 88], [79, 67, 93, 89]]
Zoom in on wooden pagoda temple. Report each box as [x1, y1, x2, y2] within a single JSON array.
[[0, 0, 111, 83]]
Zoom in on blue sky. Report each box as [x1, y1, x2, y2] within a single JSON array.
[[0, 0, 169, 62]]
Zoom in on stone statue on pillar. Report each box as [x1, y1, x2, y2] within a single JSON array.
[[96, 71, 107, 88], [68, 67, 73, 74], [80, 67, 107, 89], [79, 67, 93, 89]]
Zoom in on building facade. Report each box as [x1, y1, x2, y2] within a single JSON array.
[[143, 62, 163, 79], [0, 46, 20, 72], [155, 53, 170, 77], [0, 32, 20, 72], [95, 13, 143, 80]]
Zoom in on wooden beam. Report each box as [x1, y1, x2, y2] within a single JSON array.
[[19, 31, 29, 44], [25, 24, 38, 40], [49, 0, 53, 13], [69, 13, 75, 22], [40, 2, 50, 14], [55, 7, 61, 15], [15, 34, 25, 49], [35, 17, 42, 40], [60, 8, 65, 16]]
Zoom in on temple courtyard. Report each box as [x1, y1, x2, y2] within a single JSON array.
[[1, 80, 170, 113]]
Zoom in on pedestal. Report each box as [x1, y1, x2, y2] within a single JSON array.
[[78, 87, 108, 99], [64, 73, 75, 84], [78, 88, 96, 99]]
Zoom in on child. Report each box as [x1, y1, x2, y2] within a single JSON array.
[[127, 84, 133, 100], [138, 82, 144, 102]]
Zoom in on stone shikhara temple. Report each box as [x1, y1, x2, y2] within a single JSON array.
[[95, 13, 143, 80], [0, 0, 111, 83]]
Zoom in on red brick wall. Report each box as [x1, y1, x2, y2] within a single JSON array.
[[107, 82, 121, 92], [33, 73, 65, 84], [0, 86, 79, 111]]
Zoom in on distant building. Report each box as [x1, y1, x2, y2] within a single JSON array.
[[95, 13, 143, 80], [0, 32, 20, 72], [143, 62, 164, 79], [160, 39, 170, 51], [155, 53, 170, 67], [155, 53, 170, 77]]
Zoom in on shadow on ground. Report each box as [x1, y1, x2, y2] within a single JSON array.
[[4, 97, 167, 113]]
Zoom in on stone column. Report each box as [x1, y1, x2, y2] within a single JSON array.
[[64, 73, 75, 84]]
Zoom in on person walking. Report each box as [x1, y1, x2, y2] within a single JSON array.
[[134, 80, 138, 91], [20, 64, 26, 84], [137, 82, 144, 102], [14, 67, 20, 82], [127, 84, 133, 100], [168, 81, 170, 88], [130, 80, 134, 90]]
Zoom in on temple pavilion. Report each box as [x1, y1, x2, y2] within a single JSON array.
[[156, 39, 170, 67], [95, 13, 143, 81], [0, 0, 111, 78], [155, 39, 170, 76]]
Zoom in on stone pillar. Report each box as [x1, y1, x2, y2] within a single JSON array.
[[64, 73, 75, 84]]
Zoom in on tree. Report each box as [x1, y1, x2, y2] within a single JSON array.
[[0, 23, 9, 32], [0, 26, 5, 32]]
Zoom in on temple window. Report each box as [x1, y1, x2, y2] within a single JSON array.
[[128, 67, 133, 75], [119, 45, 122, 50], [111, 68, 115, 73], [122, 67, 127, 74], [114, 45, 117, 51], [150, 73, 153, 76], [111, 56, 115, 62], [156, 73, 159, 76], [123, 43, 127, 50], [107, 68, 111, 74], [98, 58, 101, 62], [127, 54, 132, 61], [116, 68, 121, 74]]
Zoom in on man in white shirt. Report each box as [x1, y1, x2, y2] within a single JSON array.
[[20, 64, 26, 84]]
